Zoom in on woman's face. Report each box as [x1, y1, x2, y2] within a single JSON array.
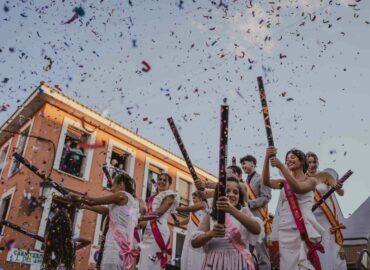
[[226, 181, 240, 207], [241, 160, 254, 174], [157, 174, 170, 192], [307, 156, 318, 174], [286, 153, 302, 171], [192, 194, 201, 204]]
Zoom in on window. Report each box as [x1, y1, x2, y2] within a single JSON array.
[[145, 164, 163, 203], [0, 196, 11, 235], [41, 196, 79, 250], [103, 140, 135, 189], [0, 186, 15, 238], [58, 126, 89, 178], [178, 178, 192, 207], [176, 173, 194, 216], [172, 228, 186, 267], [89, 214, 108, 264], [35, 187, 83, 250], [9, 126, 30, 176], [54, 118, 96, 180], [0, 142, 10, 176]]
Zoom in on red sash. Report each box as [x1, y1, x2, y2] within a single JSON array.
[[283, 182, 324, 270], [147, 195, 172, 268]]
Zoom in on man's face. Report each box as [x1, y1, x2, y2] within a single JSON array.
[[241, 160, 255, 174]]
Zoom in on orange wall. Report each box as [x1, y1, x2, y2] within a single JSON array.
[[0, 102, 203, 269]]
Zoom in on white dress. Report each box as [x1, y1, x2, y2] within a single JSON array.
[[314, 183, 347, 270], [181, 207, 207, 270], [192, 206, 264, 270], [138, 190, 179, 270], [101, 191, 139, 270], [271, 190, 325, 270]]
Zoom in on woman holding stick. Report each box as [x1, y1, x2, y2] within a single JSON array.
[[137, 173, 179, 270], [191, 176, 262, 270], [306, 152, 347, 270], [176, 191, 207, 270], [262, 147, 325, 270], [67, 173, 139, 270]]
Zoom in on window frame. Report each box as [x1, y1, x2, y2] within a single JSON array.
[[0, 139, 12, 178], [0, 186, 16, 241], [176, 172, 195, 209], [171, 226, 187, 264], [142, 157, 168, 202], [8, 119, 34, 177], [53, 117, 96, 181], [102, 139, 136, 188], [34, 187, 84, 250]]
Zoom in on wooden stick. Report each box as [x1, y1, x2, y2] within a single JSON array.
[[0, 219, 44, 242], [13, 152, 69, 195], [257, 76, 274, 147], [312, 170, 353, 211], [217, 105, 229, 225], [167, 117, 201, 186]]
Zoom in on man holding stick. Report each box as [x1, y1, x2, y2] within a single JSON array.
[[240, 154, 271, 270]]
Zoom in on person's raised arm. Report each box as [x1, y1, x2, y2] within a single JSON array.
[[271, 157, 316, 194], [315, 171, 344, 196], [81, 204, 109, 215], [262, 147, 284, 189], [176, 202, 205, 213], [67, 192, 128, 207]]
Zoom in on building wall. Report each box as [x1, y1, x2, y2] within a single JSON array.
[[0, 102, 208, 269]]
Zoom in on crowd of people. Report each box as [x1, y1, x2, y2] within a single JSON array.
[[44, 147, 345, 270]]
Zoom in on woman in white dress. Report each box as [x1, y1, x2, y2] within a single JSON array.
[[138, 173, 179, 270], [306, 152, 347, 270], [175, 191, 207, 270], [191, 176, 263, 270], [262, 147, 325, 270], [68, 173, 139, 270]]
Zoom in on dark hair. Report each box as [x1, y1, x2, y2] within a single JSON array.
[[239, 155, 257, 166], [42, 209, 75, 270], [210, 176, 245, 220], [192, 190, 202, 199], [306, 151, 319, 164], [158, 172, 172, 185], [285, 148, 308, 173], [227, 165, 243, 177], [113, 173, 136, 198]]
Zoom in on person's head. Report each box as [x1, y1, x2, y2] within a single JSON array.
[[42, 209, 75, 270], [192, 191, 202, 204], [157, 173, 172, 193], [111, 172, 136, 197], [285, 148, 308, 174], [240, 155, 257, 174], [306, 152, 319, 175], [211, 176, 245, 220], [227, 165, 243, 181]]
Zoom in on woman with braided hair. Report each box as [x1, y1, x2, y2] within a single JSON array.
[[67, 172, 139, 270]]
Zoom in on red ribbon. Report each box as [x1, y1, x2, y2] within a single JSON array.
[[118, 240, 140, 269], [147, 195, 171, 268]]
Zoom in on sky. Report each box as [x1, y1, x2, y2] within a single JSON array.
[[0, 0, 369, 217]]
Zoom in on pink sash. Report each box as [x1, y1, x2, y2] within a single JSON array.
[[283, 182, 324, 270], [225, 215, 255, 270], [109, 211, 139, 269], [147, 195, 172, 268]]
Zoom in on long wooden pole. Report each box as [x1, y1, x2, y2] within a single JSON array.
[[217, 105, 229, 225]]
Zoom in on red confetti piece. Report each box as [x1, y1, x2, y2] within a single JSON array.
[[280, 91, 287, 97], [143, 117, 148, 121], [78, 141, 106, 149], [279, 53, 287, 59], [64, 13, 79, 24], [141, 61, 151, 72]]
